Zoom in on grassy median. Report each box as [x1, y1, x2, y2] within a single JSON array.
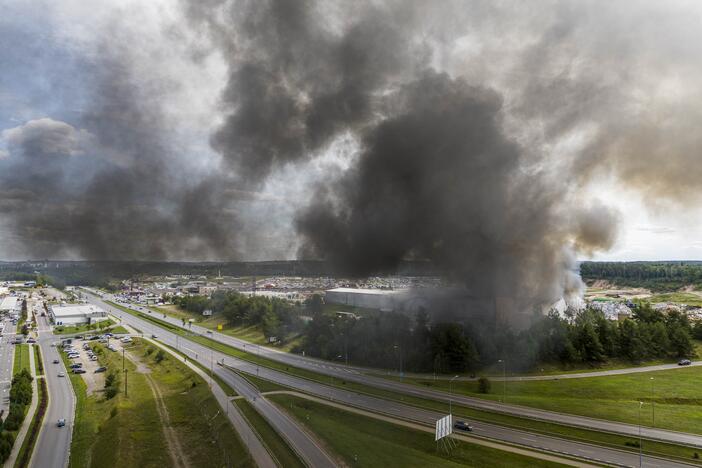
[[13, 344, 30, 375], [234, 399, 304, 468], [269, 394, 564, 468]]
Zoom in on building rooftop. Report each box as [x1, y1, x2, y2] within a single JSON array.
[[50, 304, 105, 317], [326, 287, 405, 296], [0, 296, 19, 311]]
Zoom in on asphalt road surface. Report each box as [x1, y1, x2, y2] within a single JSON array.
[[86, 291, 702, 450], [31, 312, 75, 468], [88, 293, 697, 468], [0, 315, 15, 420]]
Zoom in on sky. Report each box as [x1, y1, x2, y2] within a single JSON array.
[[3, 0, 702, 266]]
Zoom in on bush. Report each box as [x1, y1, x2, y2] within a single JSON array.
[[105, 372, 117, 388], [105, 386, 118, 400], [154, 350, 165, 363], [477, 377, 491, 394], [145, 347, 154, 356], [110, 407, 118, 418]]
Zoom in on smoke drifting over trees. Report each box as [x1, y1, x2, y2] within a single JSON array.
[[3, 0, 702, 314]]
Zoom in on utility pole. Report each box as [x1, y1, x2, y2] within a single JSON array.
[[638, 401, 643, 468], [124, 369, 128, 397], [498, 359, 506, 403], [650, 377, 655, 427], [449, 375, 459, 415]]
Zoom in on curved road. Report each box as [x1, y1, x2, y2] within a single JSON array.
[[88, 292, 698, 468]]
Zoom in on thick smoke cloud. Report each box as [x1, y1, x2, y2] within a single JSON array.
[[5, 0, 702, 318], [186, 0, 619, 318]]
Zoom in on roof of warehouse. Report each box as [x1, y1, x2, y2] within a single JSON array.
[[50, 304, 104, 317], [325, 287, 404, 296]]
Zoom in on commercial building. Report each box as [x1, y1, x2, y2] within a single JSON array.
[[0, 296, 20, 314], [49, 304, 108, 326]]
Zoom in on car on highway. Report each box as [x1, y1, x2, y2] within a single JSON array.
[[53, 359, 59, 364], [454, 421, 473, 432], [151, 334, 158, 339], [678, 359, 692, 366], [58, 372, 65, 377], [57, 418, 66, 427], [95, 367, 107, 373]]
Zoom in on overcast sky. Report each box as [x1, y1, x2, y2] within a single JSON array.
[[2, 0, 702, 265]]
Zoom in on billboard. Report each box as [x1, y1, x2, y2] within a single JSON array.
[[435, 414, 453, 441]]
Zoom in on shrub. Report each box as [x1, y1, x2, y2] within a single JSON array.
[[154, 350, 165, 363], [477, 377, 491, 394], [105, 386, 118, 400]]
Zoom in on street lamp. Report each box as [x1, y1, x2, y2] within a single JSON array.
[[638, 401, 643, 468], [650, 377, 655, 427], [449, 375, 459, 415], [498, 359, 506, 403], [393, 344, 403, 381]]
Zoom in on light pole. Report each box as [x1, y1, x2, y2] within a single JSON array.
[[650, 377, 655, 427], [449, 375, 459, 415], [393, 344, 403, 381], [498, 359, 506, 403], [638, 401, 643, 468]]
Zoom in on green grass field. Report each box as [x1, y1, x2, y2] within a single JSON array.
[[234, 399, 305, 468], [66, 339, 252, 468], [269, 394, 564, 468], [65, 342, 170, 468], [403, 366, 702, 436], [129, 340, 252, 467], [52, 320, 114, 335], [649, 292, 702, 306], [13, 344, 30, 375], [109, 301, 702, 461]]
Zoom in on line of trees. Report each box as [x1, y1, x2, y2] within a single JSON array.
[[580, 261, 702, 291], [298, 301, 697, 374], [172, 292, 304, 341], [0, 369, 34, 462]]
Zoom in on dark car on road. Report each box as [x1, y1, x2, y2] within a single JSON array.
[[53, 359, 59, 364], [678, 359, 692, 366], [95, 367, 107, 373], [57, 418, 66, 427], [454, 421, 473, 432]]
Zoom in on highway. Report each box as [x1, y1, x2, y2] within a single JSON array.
[[88, 293, 696, 468], [0, 315, 15, 421], [87, 291, 702, 450], [30, 311, 75, 468]]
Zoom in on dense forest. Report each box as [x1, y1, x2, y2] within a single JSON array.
[[174, 291, 697, 373], [580, 261, 702, 291]]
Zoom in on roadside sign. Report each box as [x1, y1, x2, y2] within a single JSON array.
[[217, 324, 223, 331], [435, 414, 453, 441]]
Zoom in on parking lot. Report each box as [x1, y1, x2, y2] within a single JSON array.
[[59, 337, 121, 395]]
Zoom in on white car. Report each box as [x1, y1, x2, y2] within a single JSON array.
[[58, 372, 65, 377]]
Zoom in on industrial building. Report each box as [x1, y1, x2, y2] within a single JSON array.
[[325, 288, 406, 311], [49, 304, 108, 326]]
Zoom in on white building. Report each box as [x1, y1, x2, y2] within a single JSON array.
[[49, 304, 108, 326], [0, 296, 20, 314]]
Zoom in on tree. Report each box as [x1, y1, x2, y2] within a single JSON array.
[[155, 350, 166, 363], [477, 377, 491, 394]]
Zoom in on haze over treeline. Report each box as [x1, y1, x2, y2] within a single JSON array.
[[4, 1, 702, 314]]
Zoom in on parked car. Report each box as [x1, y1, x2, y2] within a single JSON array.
[[678, 359, 692, 366], [95, 367, 107, 373], [26, 338, 36, 344], [70, 363, 82, 369], [90, 356, 98, 361], [57, 418, 66, 427], [454, 421, 473, 432], [73, 369, 86, 374]]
